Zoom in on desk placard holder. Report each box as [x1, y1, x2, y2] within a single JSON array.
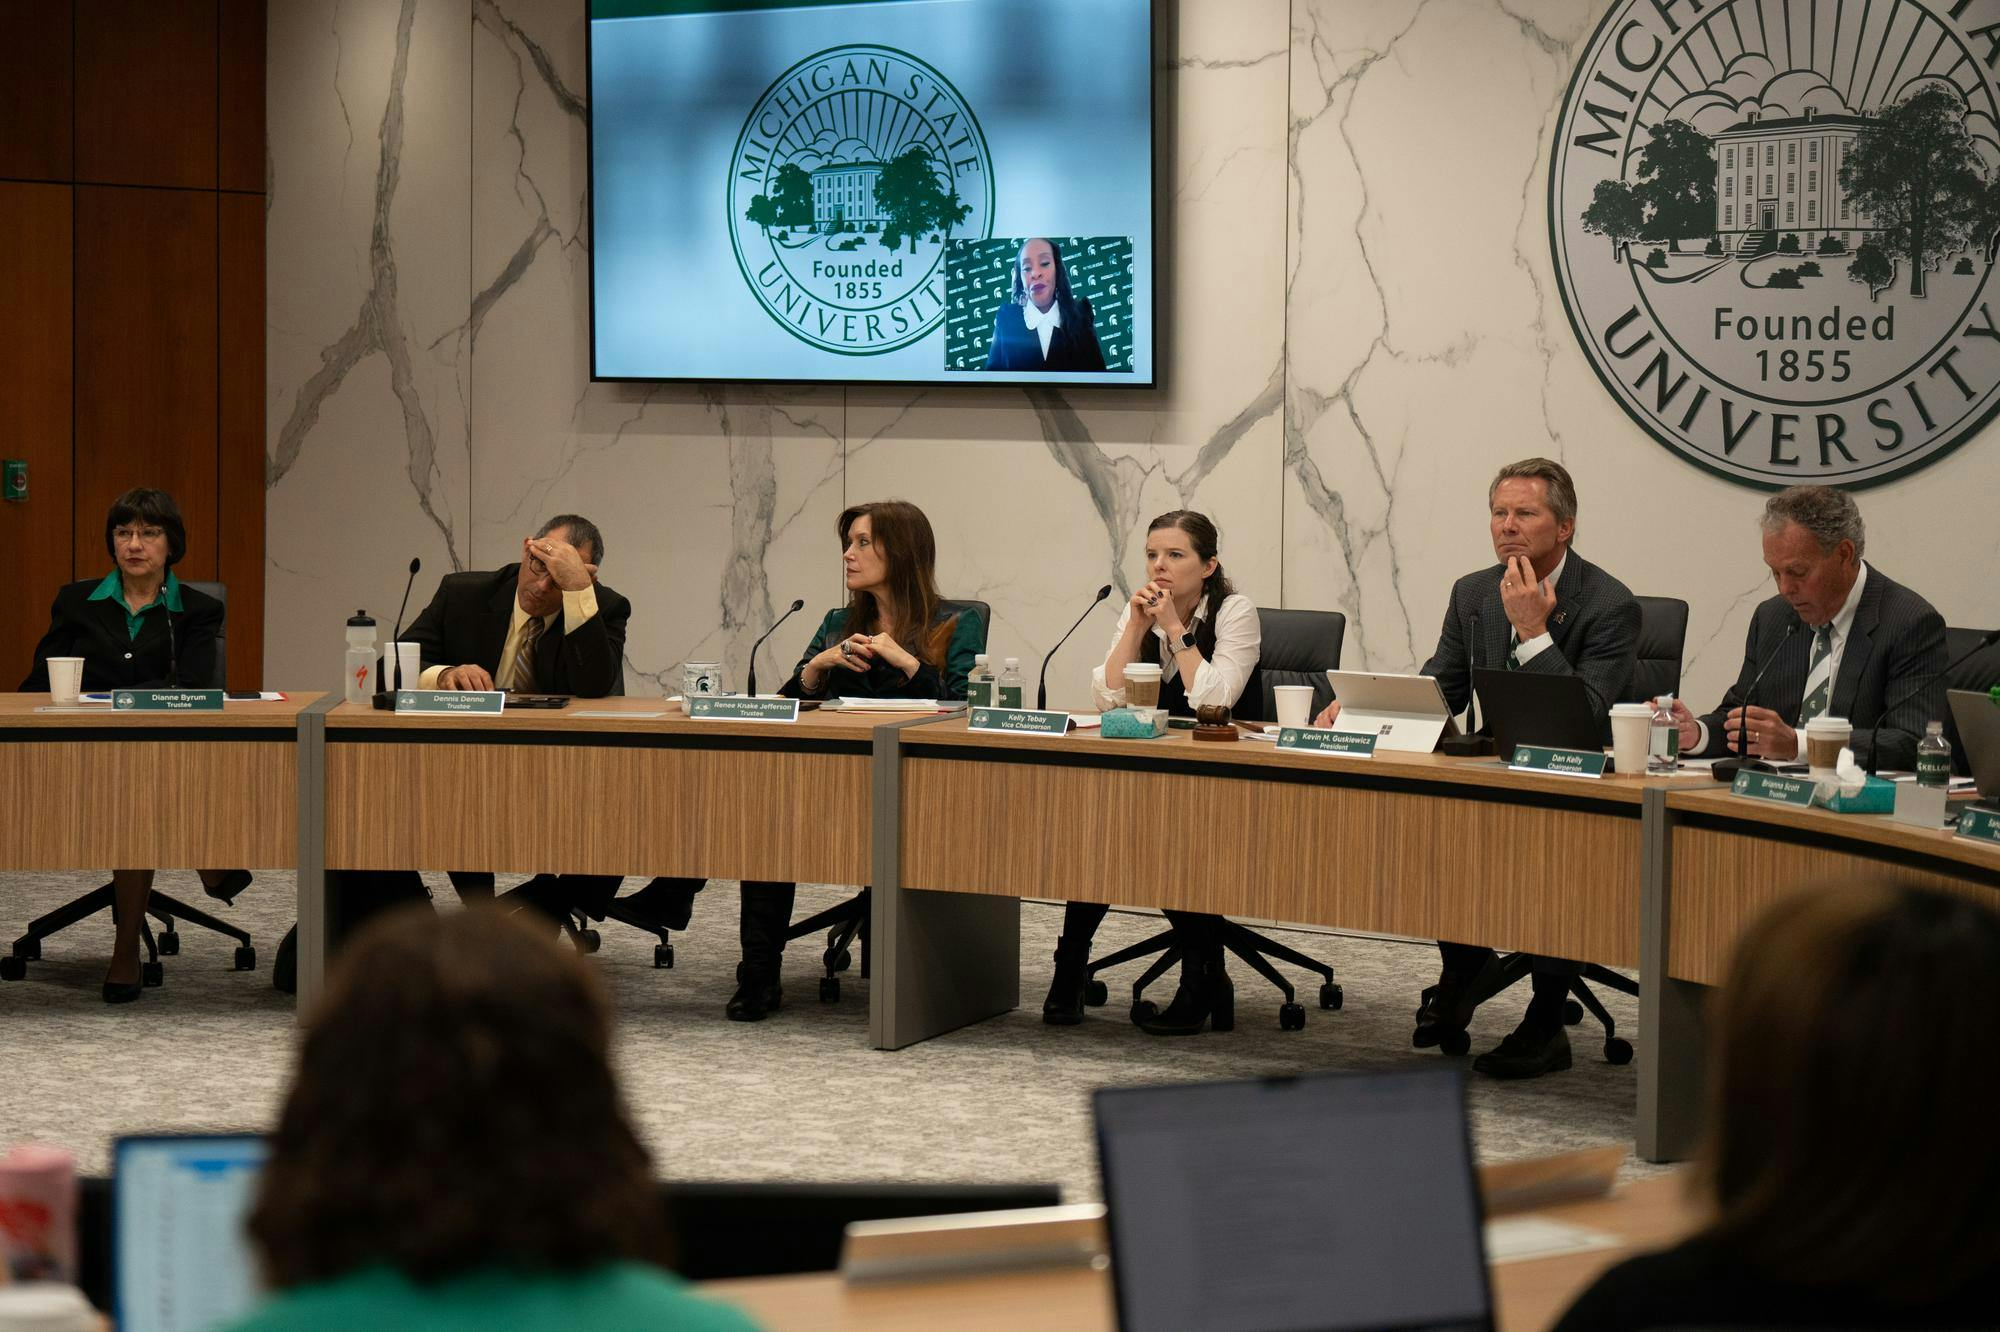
[[870, 714, 1020, 1051]]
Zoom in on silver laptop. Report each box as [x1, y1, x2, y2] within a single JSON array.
[[1948, 689, 2000, 800], [1323, 670, 1461, 753]]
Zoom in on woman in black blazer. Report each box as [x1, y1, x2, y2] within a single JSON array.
[[727, 499, 982, 1022], [21, 488, 247, 1002], [984, 237, 1108, 372]]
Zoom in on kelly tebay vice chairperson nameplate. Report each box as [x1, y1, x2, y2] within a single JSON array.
[[1550, 0, 2000, 488]]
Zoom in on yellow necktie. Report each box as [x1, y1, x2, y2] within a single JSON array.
[[503, 616, 545, 692]]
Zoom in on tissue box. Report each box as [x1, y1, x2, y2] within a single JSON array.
[[1101, 707, 1169, 739], [1816, 774, 1896, 814]]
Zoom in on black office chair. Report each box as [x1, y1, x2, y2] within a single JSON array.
[[1419, 595, 1689, 1063], [792, 598, 992, 1003], [1082, 608, 1348, 1031], [3, 582, 257, 988], [1943, 626, 2000, 777]]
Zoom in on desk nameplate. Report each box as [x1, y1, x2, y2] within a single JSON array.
[[1729, 769, 1816, 807], [1958, 807, 2000, 847], [969, 707, 1069, 736], [689, 696, 799, 723], [1277, 727, 1377, 758], [112, 689, 222, 712], [1510, 745, 1607, 779], [395, 690, 504, 715]]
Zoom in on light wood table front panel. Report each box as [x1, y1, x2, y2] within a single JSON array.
[[322, 702, 876, 881], [1663, 789, 2000, 986], [0, 693, 316, 868], [899, 725, 1654, 967]]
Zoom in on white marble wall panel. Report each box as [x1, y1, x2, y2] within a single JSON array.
[[267, 0, 472, 689]]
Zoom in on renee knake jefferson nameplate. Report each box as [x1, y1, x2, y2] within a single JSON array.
[[112, 689, 222, 712], [1549, 0, 2000, 491], [395, 690, 504, 715], [688, 696, 800, 723]]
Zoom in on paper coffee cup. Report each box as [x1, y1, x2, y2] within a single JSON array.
[[1124, 663, 1162, 708], [395, 642, 421, 693], [44, 659, 83, 706], [1805, 716, 1852, 776], [0, 1144, 76, 1285], [1609, 702, 1651, 775], [1273, 685, 1314, 729]]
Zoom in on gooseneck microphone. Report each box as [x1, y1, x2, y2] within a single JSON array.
[[165, 606, 179, 689], [1037, 585, 1113, 711], [1712, 621, 1799, 782], [373, 556, 423, 709], [747, 598, 806, 697]]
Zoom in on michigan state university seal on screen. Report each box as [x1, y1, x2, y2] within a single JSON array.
[[1551, 0, 2000, 487], [729, 46, 993, 357]]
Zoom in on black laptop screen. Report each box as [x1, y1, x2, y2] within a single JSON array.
[[1094, 1068, 1491, 1332]]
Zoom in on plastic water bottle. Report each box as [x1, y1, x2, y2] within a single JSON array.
[[966, 654, 993, 708], [1647, 694, 1680, 774], [344, 611, 378, 704], [1917, 720, 1952, 789], [997, 657, 1025, 709]]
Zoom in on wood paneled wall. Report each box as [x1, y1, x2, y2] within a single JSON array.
[[0, 0, 266, 687]]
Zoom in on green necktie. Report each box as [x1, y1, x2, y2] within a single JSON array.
[[1798, 623, 1834, 725]]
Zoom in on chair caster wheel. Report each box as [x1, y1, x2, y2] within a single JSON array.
[[142, 961, 164, 988], [158, 930, 180, 956], [826, 947, 852, 975], [1279, 1002, 1306, 1031], [575, 929, 601, 954], [655, 944, 675, 969], [0, 956, 25, 981], [1319, 983, 1342, 1010], [1130, 1000, 1157, 1023], [1604, 1037, 1634, 1065], [1084, 980, 1108, 1007], [233, 946, 256, 972], [819, 976, 840, 1003], [1439, 1028, 1471, 1057], [1563, 1000, 1584, 1026]]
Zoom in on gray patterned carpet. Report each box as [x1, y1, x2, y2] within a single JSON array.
[[0, 872, 1661, 1200]]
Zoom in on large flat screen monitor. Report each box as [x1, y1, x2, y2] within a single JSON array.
[[587, 0, 1158, 386]]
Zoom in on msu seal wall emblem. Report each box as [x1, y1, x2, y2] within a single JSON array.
[[728, 45, 994, 357], [1550, 0, 2000, 487]]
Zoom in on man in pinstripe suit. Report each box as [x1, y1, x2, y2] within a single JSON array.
[[1669, 486, 1947, 775], [1317, 458, 1641, 1079]]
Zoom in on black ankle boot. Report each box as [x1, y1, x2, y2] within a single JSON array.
[[1042, 933, 1093, 1025], [1136, 959, 1233, 1036], [726, 960, 783, 1022]]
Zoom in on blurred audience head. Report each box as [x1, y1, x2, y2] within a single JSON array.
[[1702, 877, 2000, 1301], [247, 906, 667, 1287]]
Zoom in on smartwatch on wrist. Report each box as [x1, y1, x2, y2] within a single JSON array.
[[1172, 629, 1196, 653]]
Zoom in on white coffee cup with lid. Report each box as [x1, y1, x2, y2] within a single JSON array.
[[1609, 702, 1652, 776]]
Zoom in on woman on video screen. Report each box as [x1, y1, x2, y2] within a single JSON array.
[[984, 237, 1108, 372]]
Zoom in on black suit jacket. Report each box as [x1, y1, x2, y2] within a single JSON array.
[[402, 565, 629, 698], [1692, 565, 1945, 772], [1420, 550, 1642, 740], [984, 297, 1108, 372], [21, 578, 223, 691]]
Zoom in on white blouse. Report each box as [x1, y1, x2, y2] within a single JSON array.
[[1090, 592, 1261, 713]]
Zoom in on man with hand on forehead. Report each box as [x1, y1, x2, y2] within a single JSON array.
[[402, 514, 694, 930], [1316, 458, 1640, 1080]]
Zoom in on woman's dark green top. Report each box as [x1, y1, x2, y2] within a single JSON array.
[[780, 606, 983, 701]]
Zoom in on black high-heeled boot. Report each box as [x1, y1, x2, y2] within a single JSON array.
[[1042, 934, 1093, 1025], [1136, 956, 1234, 1035]]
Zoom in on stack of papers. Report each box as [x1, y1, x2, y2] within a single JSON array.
[[832, 698, 946, 712]]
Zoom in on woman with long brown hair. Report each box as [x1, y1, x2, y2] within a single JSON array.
[[1556, 878, 2000, 1329], [1042, 509, 1260, 1035], [727, 499, 983, 1022]]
